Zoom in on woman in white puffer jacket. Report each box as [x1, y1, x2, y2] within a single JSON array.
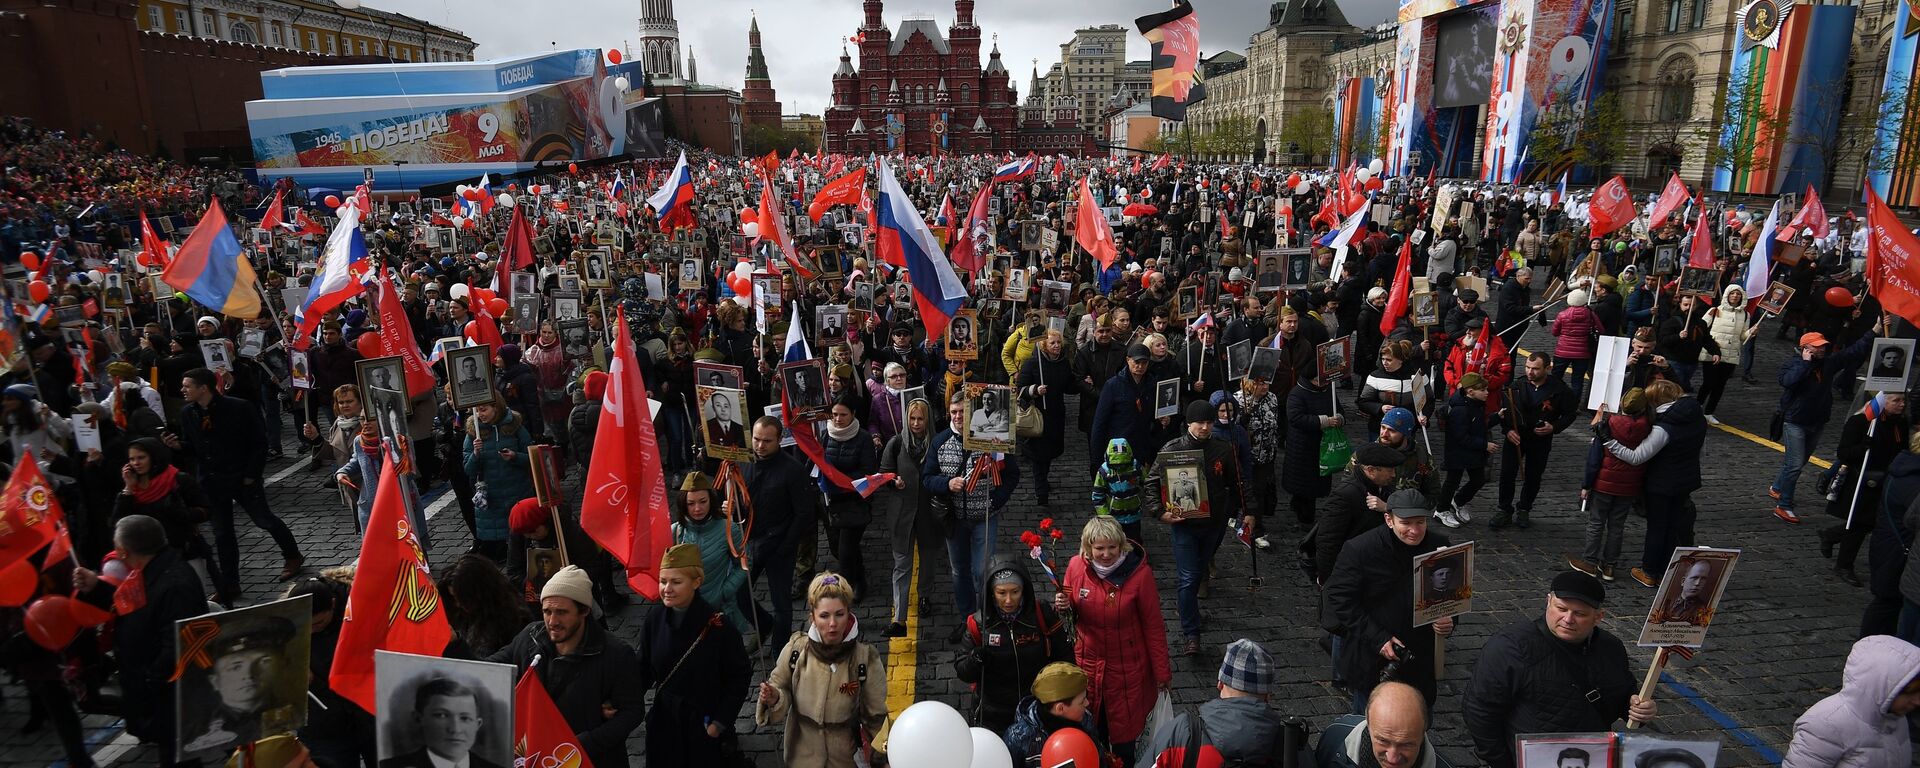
[[1697, 284, 1758, 423], [1784, 635, 1920, 768]]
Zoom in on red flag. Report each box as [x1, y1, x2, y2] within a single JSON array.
[[1782, 184, 1830, 242], [1131, 156, 1142, 174], [1688, 197, 1716, 268], [1150, 153, 1170, 171], [497, 206, 537, 301], [329, 450, 451, 712], [1866, 187, 1920, 327], [1586, 176, 1636, 238], [139, 210, 171, 267], [1648, 172, 1688, 228], [295, 208, 327, 237], [1379, 239, 1413, 335], [807, 168, 867, 223], [259, 190, 286, 231], [514, 663, 594, 768], [860, 185, 880, 255], [579, 307, 672, 600], [937, 192, 955, 227], [0, 459, 59, 593], [374, 273, 436, 397], [465, 293, 506, 352], [1075, 176, 1119, 269], [759, 176, 812, 281], [949, 181, 995, 273]]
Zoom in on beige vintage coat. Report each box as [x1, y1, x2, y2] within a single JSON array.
[[755, 625, 890, 768]]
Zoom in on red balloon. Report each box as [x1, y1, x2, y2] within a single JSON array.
[[1365, 177, 1384, 192], [728, 274, 751, 295], [462, 218, 477, 229], [1277, 204, 1294, 218], [324, 195, 342, 208], [553, 201, 570, 212], [607, 48, 623, 65], [27, 280, 50, 304], [471, 287, 496, 305], [507, 183, 519, 193], [20, 251, 39, 272], [465, 319, 481, 338], [568, 163, 580, 174], [1285, 172, 1303, 189], [740, 207, 759, 224], [25, 596, 80, 650], [0, 559, 36, 607], [355, 331, 383, 358], [1825, 286, 1854, 307], [487, 297, 509, 317], [1040, 728, 1101, 768]]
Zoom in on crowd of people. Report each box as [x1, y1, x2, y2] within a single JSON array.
[[1, 127, 1917, 768], [0, 117, 263, 246]]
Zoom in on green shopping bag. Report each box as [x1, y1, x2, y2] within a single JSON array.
[[1318, 426, 1352, 476]]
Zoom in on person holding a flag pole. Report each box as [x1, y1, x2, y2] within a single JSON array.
[[1820, 392, 1909, 587]]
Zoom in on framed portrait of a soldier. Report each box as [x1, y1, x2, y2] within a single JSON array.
[[946, 309, 980, 361], [446, 346, 496, 410], [1317, 335, 1353, 381], [693, 361, 744, 391], [1158, 449, 1208, 519], [373, 651, 515, 768], [174, 595, 312, 759], [1154, 378, 1181, 419], [1412, 541, 1475, 627], [699, 386, 752, 461], [1003, 267, 1031, 301], [816, 304, 849, 347], [1515, 734, 1617, 768], [1756, 280, 1795, 316], [579, 250, 613, 289], [780, 359, 832, 422], [356, 356, 410, 419], [1638, 546, 1740, 648], [1249, 346, 1281, 382], [1677, 267, 1720, 299], [510, 294, 541, 333], [1227, 340, 1252, 382], [1619, 735, 1721, 768], [1865, 337, 1914, 393]]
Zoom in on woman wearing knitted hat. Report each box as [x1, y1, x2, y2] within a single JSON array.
[[1550, 288, 1601, 406], [756, 572, 889, 768], [637, 543, 753, 766]]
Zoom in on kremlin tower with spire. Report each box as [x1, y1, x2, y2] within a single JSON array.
[[741, 14, 783, 131]]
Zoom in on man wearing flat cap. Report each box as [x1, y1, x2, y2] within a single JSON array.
[[1326, 489, 1453, 711], [488, 565, 646, 768], [1463, 571, 1655, 768], [1150, 399, 1246, 657], [180, 614, 300, 754]]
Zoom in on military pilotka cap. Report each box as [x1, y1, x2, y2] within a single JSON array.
[[1551, 569, 1607, 608], [209, 615, 296, 658]]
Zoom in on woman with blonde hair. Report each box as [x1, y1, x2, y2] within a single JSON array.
[[757, 572, 889, 768], [879, 398, 935, 638], [1053, 517, 1169, 764]]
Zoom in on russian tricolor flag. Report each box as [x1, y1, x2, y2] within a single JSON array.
[[1552, 172, 1568, 207], [610, 170, 627, 198], [875, 160, 966, 342], [291, 202, 371, 345], [1746, 199, 1781, 302], [1318, 206, 1370, 250], [993, 156, 1036, 182], [160, 200, 262, 318], [648, 151, 695, 226]]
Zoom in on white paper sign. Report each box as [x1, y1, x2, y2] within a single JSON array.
[[1588, 335, 1632, 413], [72, 418, 101, 453]]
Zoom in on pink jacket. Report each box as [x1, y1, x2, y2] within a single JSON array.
[[1060, 550, 1171, 744], [1550, 306, 1600, 360]]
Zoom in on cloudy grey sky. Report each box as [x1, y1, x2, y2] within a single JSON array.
[[375, 0, 1395, 115]]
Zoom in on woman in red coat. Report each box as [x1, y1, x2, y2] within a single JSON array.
[[1052, 516, 1171, 765]]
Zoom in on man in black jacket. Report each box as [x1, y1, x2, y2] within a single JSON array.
[[1463, 571, 1655, 768], [740, 416, 820, 639], [171, 368, 303, 603], [1071, 317, 1127, 438], [75, 515, 207, 767], [1313, 444, 1404, 585], [488, 566, 646, 768], [1494, 268, 1536, 364], [1324, 490, 1452, 712], [1151, 400, 1247, 657], [1493, 354, 1577, 530]]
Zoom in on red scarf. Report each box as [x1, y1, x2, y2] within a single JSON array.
[[114, 567, 146, 616], [128, 465, 180, 505]]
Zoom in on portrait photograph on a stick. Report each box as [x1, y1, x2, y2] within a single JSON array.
[[174, 595, 312, 759], [1639, 547, 1740, 648], [373, 651, 515, 768]]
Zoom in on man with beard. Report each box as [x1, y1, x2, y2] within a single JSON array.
[[489, 567, 645, 768]]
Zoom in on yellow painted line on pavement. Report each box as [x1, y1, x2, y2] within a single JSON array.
[[885, 548, 921, 712]]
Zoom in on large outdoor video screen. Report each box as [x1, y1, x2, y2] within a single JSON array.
[[1432, 8, 1496, 109]]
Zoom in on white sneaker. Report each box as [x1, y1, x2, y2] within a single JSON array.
[[1454, 503, 1473, 523], [1435, 509, 1462, 528], [1705, 415, 1722, 425], [1254, 535, 1272, 550]]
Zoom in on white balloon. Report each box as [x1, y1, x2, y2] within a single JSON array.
[[968, 727, 1013, 768], [614, 76, 630, 91], [496, 193, 515, 208], [1356, 168, 1373, 183], [733, 262, 754, 280], [732, 294, 751, 308], [449, 283, 470, 299], [1294, 181, 1311, 195], [1369, 158, 1385, 175], [101, 557, 131, 583], [742, 222, 760, 239], [455, 184, 470, 196], [890, 702, 974, 768]]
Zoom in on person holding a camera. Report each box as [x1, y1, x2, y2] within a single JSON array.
[[1323, 489, 1453, 714]]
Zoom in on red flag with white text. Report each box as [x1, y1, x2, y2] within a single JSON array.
[[1587, 176, 1636, 237], [374, 273, 437, 397], [1866, 187, 1920, 327], [579, 307, 673, 600], [1648, 172, 1688, 228]]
